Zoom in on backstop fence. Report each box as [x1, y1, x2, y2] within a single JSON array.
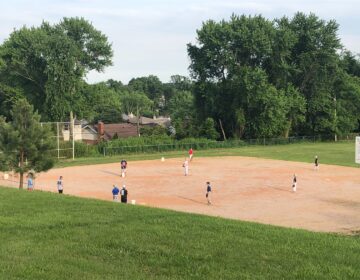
[[40, 122, 76, 160]]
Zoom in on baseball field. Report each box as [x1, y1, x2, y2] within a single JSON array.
[[1, 141, 359, 234], [1, 141, 360, 279]]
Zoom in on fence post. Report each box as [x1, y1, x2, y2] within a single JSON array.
[[72, 120, 75, 160], [57, 122, 60, 159], [103, 147, 106, 157]]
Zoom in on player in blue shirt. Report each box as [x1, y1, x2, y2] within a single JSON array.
[[112, 185, 120, 201], [27, 175, 34, 191]]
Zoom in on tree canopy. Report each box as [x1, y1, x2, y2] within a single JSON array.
[[0, 17, 113, 121], [188, 13, 360, 139], [0, 13, 359, 142]]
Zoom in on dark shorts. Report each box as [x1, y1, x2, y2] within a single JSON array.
[[58, 190, 63, 194]]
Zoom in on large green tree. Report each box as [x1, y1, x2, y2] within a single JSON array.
[[0, 17, 113, 122], [0, 99, 54, 189], [128, 75, 164, 114], [80, 82, 123, 123], [120, 92, 153, 136], [187, 13, 359, 139]]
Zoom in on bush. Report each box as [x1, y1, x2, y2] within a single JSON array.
[[98, 136, 217, 155], [140, 126, 168, 137]]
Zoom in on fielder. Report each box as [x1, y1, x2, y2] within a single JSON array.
[[292, 174, 297, 192], [57, 176, 64, 194], [206, 182, 212, 205], [183, 158, 189, 176], [189, 148, 194, 161], [314, 155, 319, 171], [121, 159, 127, 177]]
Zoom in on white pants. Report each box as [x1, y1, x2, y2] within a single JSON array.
[[184, 166, 189, 176], [292, 183, 297, 192]]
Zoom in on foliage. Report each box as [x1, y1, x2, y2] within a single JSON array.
[[80, 82, 123, 123], [140, 125, 168, 137], [1, 13, 359, 141], [0, 99, 54, 188], [0, 17, 113, 121], [0, 84, 24, 120], [128, 75, 164, 113], [120, 91, 153, 116], [200, 117, 219, 140], [188, 13, 360, 139], [167, 90, 198, 139]]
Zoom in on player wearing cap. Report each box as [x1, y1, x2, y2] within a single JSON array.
[[112, 185, 120, 201], [121, 159, 127, 177]]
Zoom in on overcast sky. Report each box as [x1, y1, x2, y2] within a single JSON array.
[[1, 0, 359, 84]]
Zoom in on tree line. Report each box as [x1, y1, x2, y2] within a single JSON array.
[[1, 13, 360, 141], [188, 13, 360, 139]]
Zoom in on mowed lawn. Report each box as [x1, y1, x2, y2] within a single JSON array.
[[0, 187, 359, 280], [56, 141, 358, 168]]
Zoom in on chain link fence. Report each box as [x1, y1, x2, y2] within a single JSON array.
[[36, 125, 357, 159], [101, 136, 323, 156]]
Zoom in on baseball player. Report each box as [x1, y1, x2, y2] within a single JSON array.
[[206, 182, 212, 205], [57, 176, 64, 194], [292, 174, 297, 192], [189, 148, 194, 161], [27, 174, 34, 191], [121, 159, 127, 177], [183, 158, 189, 176], [314, 155, 319, 171]]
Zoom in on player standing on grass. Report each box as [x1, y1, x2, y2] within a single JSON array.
[[206, 182, 212, 205], [27, 174, 34, 191], [292, 174, 297, 192], [57, 176, 63, 194], [189, 147, 194, 161], [314, 155, 319, 171], [121, 159, 127, 177], [183, 158, 189, 176]]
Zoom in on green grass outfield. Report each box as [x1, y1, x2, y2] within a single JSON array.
[[56, 141, 359, 168], [0, 187, 359, 279]]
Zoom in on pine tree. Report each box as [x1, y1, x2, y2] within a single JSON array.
[[0, 99, 54, 188]]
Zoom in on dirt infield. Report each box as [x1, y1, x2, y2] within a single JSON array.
[[1, 156, 360, 233]]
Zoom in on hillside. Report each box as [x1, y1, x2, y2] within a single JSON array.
[[0, 187, 359, 279]]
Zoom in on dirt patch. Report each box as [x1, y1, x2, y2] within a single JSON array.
[[1, 156, 360, 233]]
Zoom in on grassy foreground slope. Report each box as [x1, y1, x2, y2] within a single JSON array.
[[57, 141, 358, 168], [0, 187, 359, 280]]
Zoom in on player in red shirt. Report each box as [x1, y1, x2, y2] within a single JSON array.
[[189, 148, 193, 161]]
